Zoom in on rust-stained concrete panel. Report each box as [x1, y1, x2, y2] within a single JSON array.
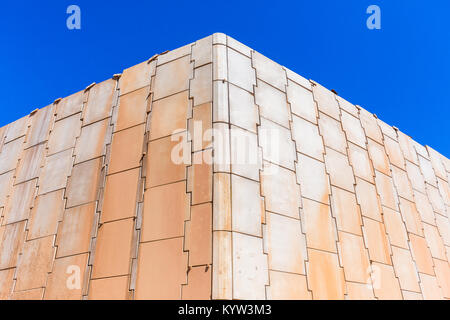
[[0, 33, 449, 300]]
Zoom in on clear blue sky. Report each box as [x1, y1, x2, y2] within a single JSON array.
[[1, 0, 449, 156]]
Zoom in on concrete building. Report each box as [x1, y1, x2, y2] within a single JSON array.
[[0, 33, 449, 300]]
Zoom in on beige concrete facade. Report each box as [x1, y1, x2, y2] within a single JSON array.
[[0, 33, 449, 300]]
